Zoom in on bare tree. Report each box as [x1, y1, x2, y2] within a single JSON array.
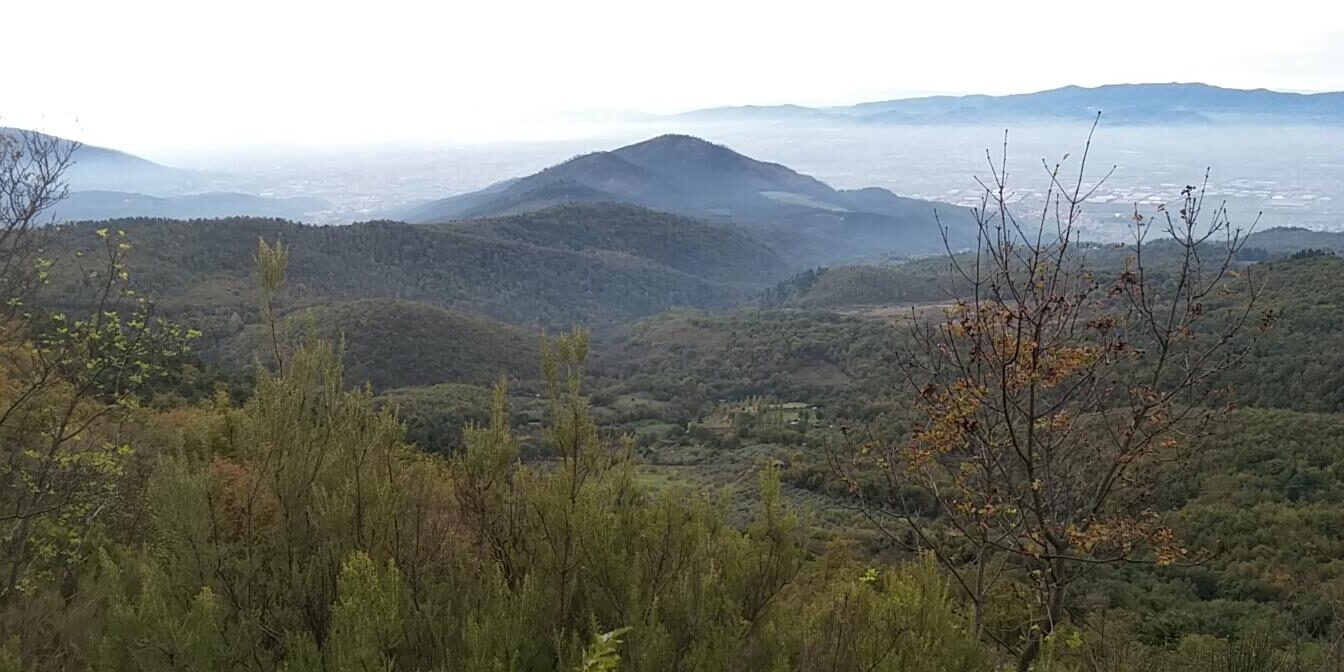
[[0, 128, 76, 330], [833, 118, 1268, 671]]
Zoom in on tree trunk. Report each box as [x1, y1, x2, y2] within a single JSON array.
[[1016, 575, 1065, 672]]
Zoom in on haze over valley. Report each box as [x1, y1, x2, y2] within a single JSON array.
[[35, 84, 1344, 241]]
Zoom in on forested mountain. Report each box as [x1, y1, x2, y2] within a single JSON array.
[[434, 202, 786, 284], [680, 82, 1344, 125], [41, 203, 788, 332], [404, 134, 971, 263]]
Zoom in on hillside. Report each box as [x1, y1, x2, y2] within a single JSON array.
[[678, 83, 1344, 125], [405, 134, 972, 264], [216, 299, 538, 390], [1242, 227, 1344, 255], [764, 230, 1333, 311], [660, 251, 1344, 415], [41, 204, 786, 332], [604, 308, 902, 418], [435, 202, 786, 284]]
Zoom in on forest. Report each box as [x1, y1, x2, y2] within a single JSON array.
[[6, 128, 1344, 672]]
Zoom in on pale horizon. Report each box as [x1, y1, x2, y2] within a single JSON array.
[[7, 0, 1343, 155]]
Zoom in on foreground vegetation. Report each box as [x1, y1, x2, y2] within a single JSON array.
[[6, 238, 1342, 671]]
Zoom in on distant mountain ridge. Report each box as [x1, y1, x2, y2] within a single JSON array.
[[53, 190, 328, 222], [406, 134, 971, 264], [4, 127, 327, 221], [676, 83, 1344, 126], [2, 127, 210, 194]]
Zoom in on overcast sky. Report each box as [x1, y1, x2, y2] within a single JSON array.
[[7, 0, 1344, 154]]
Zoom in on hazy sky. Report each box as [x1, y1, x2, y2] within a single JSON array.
[[8, 0, 1344, 154]]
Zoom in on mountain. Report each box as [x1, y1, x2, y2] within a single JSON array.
[[2, 127, 211, 194], [51, 190, 329, 222], [405, 134, 970, 264], [5, 127, 336, 221], [679, 83, 1344, 126], [39, 203, 789, 331], [673, 104, 842, 123]]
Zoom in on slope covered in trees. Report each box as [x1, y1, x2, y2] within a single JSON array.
[[435, 202, 786, 284], [40, 203, 788, 330], [215, 299, 540, 390]]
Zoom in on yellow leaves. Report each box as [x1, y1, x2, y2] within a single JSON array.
[[1047, 345, 1098, 380], [908, 378, 986, 464], [1151, 527, 1188, 567], [942, 302, 1099, 391], [1033, 412, 1070, 433], [1062, 514, 1185, 565], [993, 338, 1099, 390]]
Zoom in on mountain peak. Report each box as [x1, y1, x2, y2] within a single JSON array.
[[613, 134, 739, 165], [402, 134, 967, 264], [610, 134, 786, 182], [632, 133, 719, 148]]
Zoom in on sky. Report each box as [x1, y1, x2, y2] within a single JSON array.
[[7, 0, 1344, 155]]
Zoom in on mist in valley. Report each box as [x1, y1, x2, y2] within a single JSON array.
[[148, 119, 1344, 239]]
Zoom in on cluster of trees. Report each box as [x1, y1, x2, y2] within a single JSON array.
[[610, 309, 903, 419]]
